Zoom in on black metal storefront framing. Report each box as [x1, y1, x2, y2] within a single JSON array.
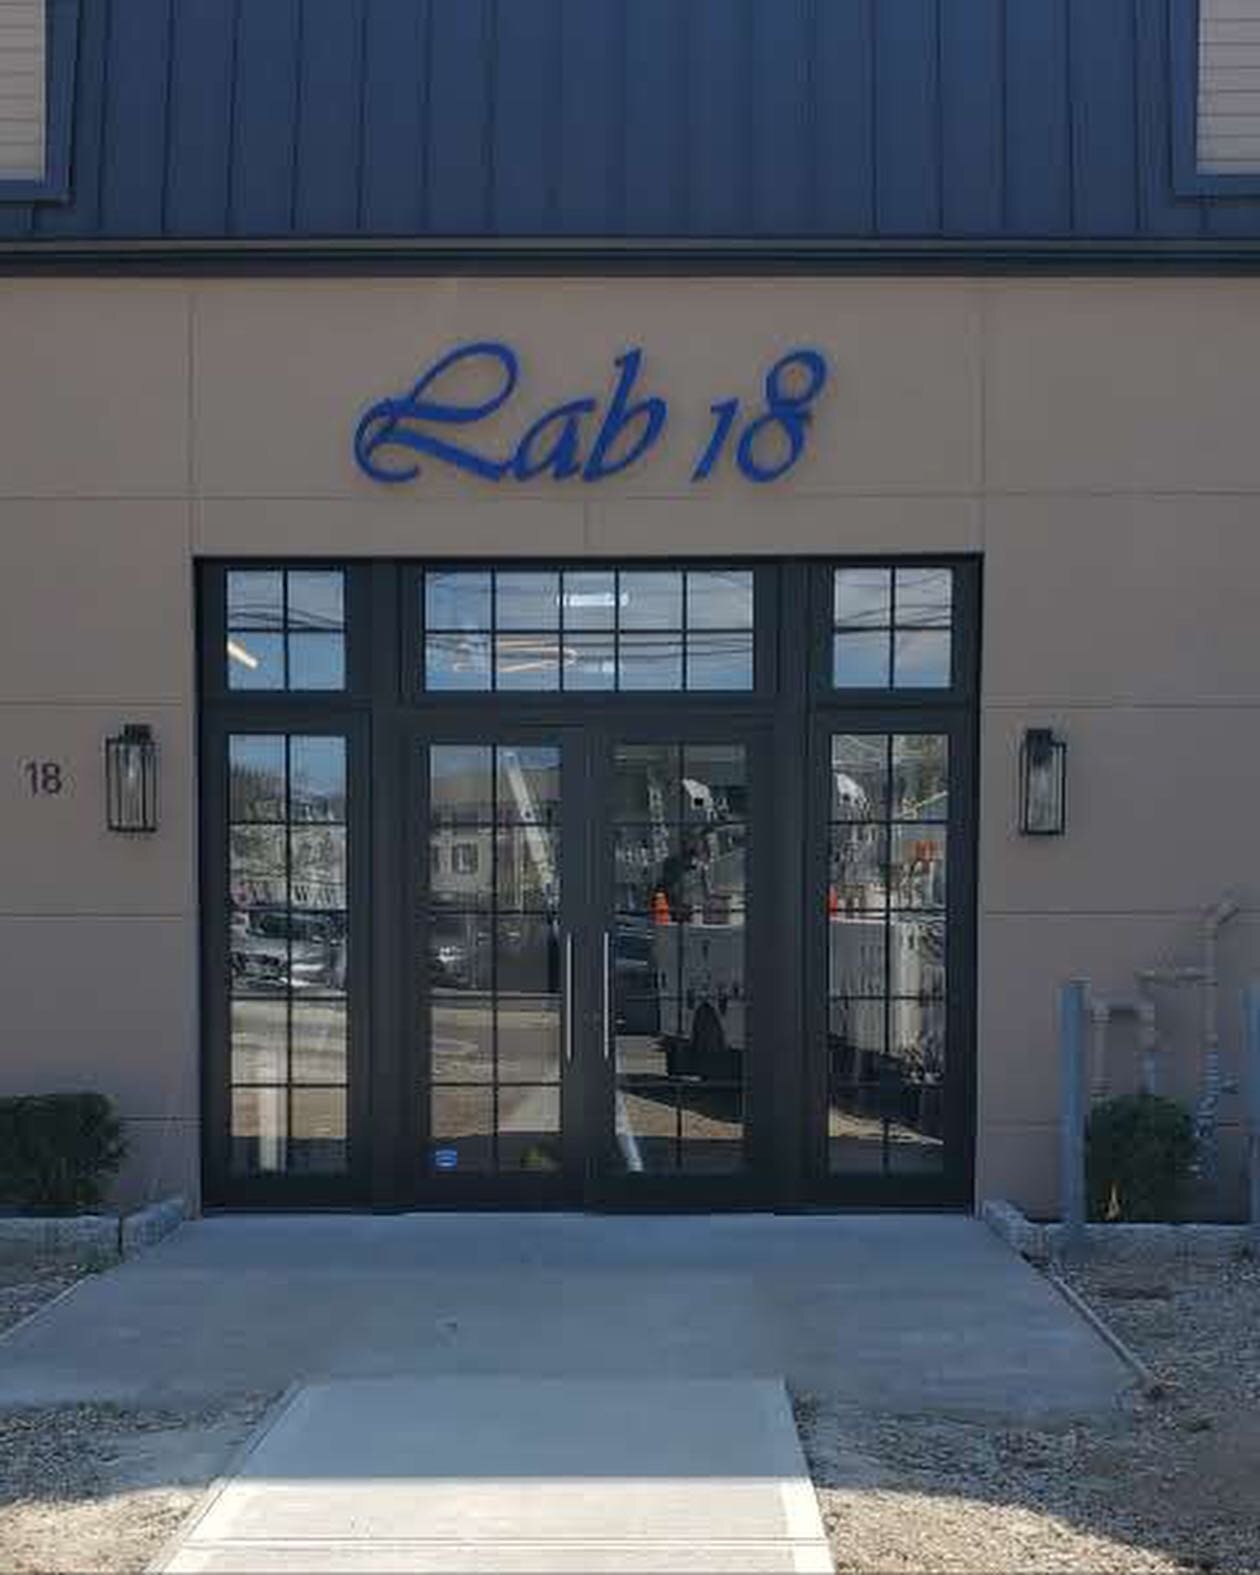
[[199, 558, 980, 1210]]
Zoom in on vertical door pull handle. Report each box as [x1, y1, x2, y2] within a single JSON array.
[[602, 930, 613, 1062], [563, 931, 575, 1063]]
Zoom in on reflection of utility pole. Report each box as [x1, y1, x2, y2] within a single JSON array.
[[646, 772, 670, 865], [500, 751, 556, 904]]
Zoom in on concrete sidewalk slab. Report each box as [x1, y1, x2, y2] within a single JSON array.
[[0, 1214, 1132, 1422], [156, 1378, 832, 1574]]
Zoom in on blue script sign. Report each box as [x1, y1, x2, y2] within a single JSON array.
[[353, 342, 828, 487]]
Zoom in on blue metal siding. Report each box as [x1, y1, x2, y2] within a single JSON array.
[[0, 0, 1250, 247]]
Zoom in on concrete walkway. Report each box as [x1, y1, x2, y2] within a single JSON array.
[[0, 1213, 1131, 1421], [156, 1377, 833, 1573]]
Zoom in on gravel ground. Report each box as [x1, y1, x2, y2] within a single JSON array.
[[797, 1250, 1260, 1574], [0, 1261, 91, 1339]]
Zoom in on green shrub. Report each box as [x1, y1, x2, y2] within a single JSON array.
[[1085, 1094, 1195, 1222], [0, 1093, 127, 1213]]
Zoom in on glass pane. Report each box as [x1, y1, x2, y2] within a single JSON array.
[[895, 567, 952, 628], [290, 826, 347, 909], [495, 633, 559, 691], [430, 745, 494, 825], [614, 744, 679, 822], [614, 1083, 677, 1173], [835, 567, 891, 628], [289, 1087, 347, 1173], [620, 570, 682, 630], [686, 633, 753, 690], [429, 914, 493, 991], [497, 996, 560, 1084], [828, 997, 886, 1061], [891, 999, 947, 1082], [894, 630, 951, 689], [616, 995, 670, 1078], [680, 1091, 744, 1173], [230, 736, 286, 822], [288, 633, 345, 690], [431, 1086, 493, 1173], [619, 633, 683, 691], [430, 830, 493, 908], [426, 570, 492, 630], [829, 915, 886, 998], [285, 911, 348, 994], [495, 826, 560, 911], [230, 899, 289, 995], [615, 826, 680, 914], [498, 1086, 562, 1172], [495, 916, 559, 996], [834, 631, 890, 689], [613, 917, 665, 1009], [831, 735, 888, 820], [231, 998, 286, 1083], [287, 570, 344, 630], [230, 825, 287, 902], [562, 634, 616, 690], [228, 570, 284, 630], [426, 632, 491, 691], [682, 745, 747, 822], [290, 1000, 347, 1084], [890, 915, 946, 1000], [829, 825, 887, 912], [230, 1087, 286, 1175], [431, 999, 494, 1083], [497, 747, 560, 825], [686, 569, 753, 630], [290, 737, 347, 822], [496, 571, 559, 630], [228, 632, 284, 690], [562, 570, 617, 630], [890, 826, 947, 910], [892, 736, 948, 822]]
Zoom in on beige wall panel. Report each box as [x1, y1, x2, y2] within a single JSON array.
[[192, 277, 981, 501], [0, 915, 196, 1116], [986, 279, 1260, 492], [0, 501, 192, 703], [586, 494, 982, 557], [975, 911, 1260, 1130], [0, 283, 190, 497], [194, 496, 586, 559], [975, 1123, 1058, 1216], [983, 495, 1260, 705], [109, 1117, 200, 1211], [978, 707, 1260, 915], [0, 703, 193, 916]]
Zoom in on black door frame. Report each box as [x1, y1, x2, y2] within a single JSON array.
[[199, 557, 980, 1211]]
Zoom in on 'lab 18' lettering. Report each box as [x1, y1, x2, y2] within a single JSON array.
[[353, 343, 827, 487]]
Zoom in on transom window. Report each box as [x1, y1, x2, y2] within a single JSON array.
[[832, 566, 953, 690], [226, 569, 347, 691], [421, 567, 754, 693]]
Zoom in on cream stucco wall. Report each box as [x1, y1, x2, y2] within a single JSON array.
[[1, 274, 1258, 1215]]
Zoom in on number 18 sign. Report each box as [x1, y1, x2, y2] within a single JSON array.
[[353, 342, 828, 487]]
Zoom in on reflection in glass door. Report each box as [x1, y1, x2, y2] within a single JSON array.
[[606, 740, 751, 1179], [826, 732, 950, 1178], [421, 742, 567, 1181]]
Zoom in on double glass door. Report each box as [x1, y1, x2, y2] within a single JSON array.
[[415, 721, 767, 1203]]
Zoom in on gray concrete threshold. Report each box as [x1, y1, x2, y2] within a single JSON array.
[[155, 1377, 832, 1574]]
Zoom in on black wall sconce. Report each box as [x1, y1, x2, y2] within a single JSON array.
[[105, 724, 159, 833], [1019, 727, 1067, 836]]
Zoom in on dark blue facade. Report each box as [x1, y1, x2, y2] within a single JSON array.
[[0, 0, 1253, 252]]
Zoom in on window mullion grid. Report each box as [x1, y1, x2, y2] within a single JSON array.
[[284, 734, 294, 1174], [881, 733, 893, 1180], [491, 747, 500, 1173]]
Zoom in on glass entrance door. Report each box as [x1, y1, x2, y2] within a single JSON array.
[[410, 720, 772, 1203]]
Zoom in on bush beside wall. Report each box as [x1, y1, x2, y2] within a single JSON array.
[[0, 1093, 127, 1213]]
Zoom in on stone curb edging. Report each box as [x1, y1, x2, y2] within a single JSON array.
[[0, 1195, 188, 1263], [980, 1197, 1255, 1264]]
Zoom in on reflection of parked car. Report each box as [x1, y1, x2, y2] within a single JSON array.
[[231, 908, 347, 992]]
